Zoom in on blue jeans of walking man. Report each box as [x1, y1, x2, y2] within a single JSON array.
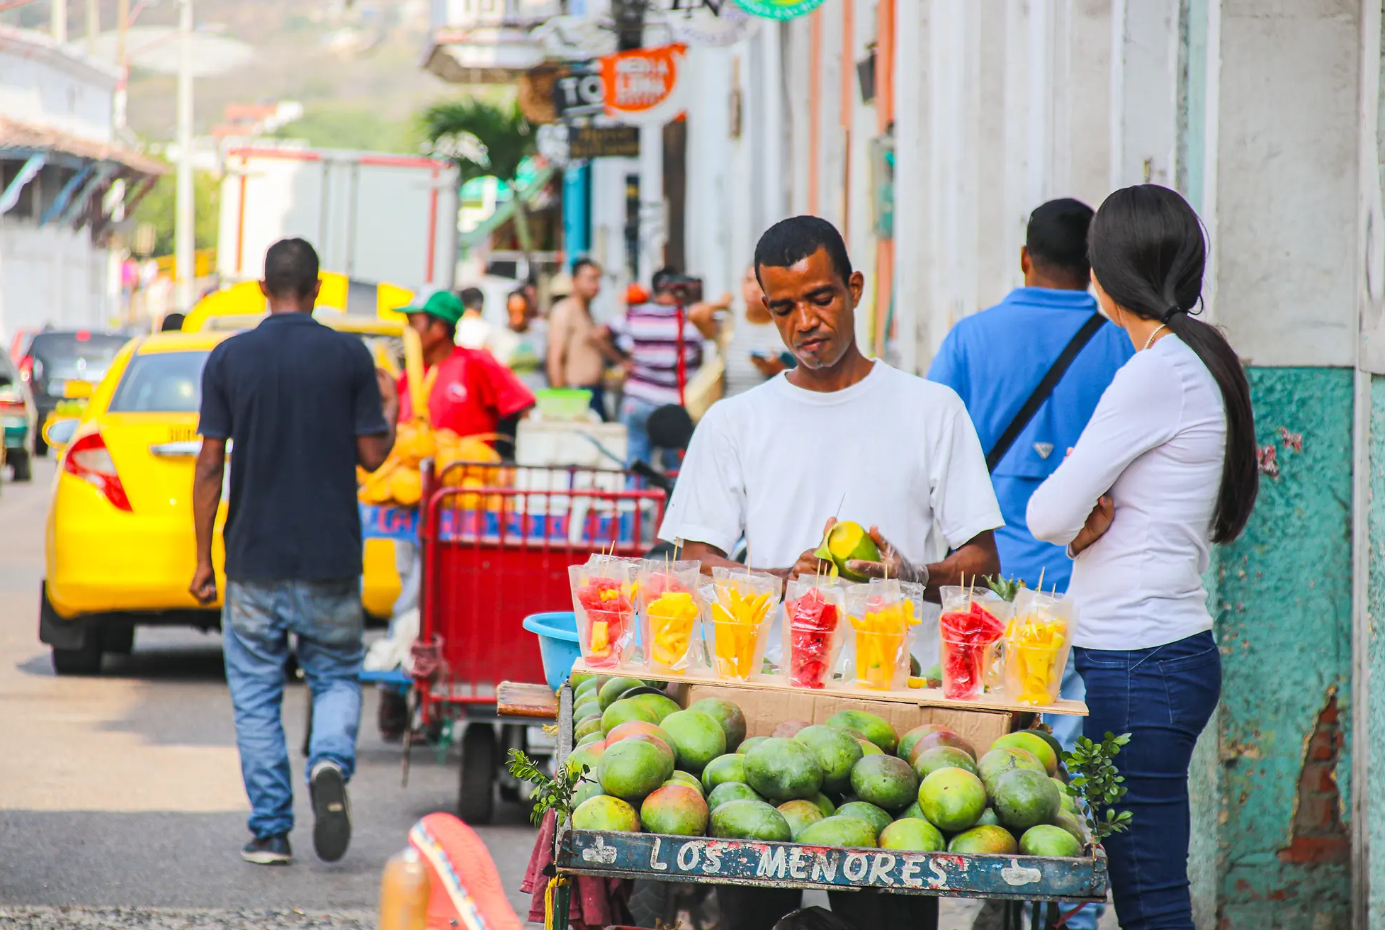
[[223, 578, 365, 840]]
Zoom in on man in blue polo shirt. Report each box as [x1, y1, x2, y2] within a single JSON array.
[[192, 238, 398, 867], [927, 198, 1131, 929]]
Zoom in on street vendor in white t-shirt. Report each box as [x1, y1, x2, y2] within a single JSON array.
[[657, 215, 1003, 930]]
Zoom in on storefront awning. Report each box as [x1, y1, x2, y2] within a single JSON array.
[[0, 116, 167, 178]]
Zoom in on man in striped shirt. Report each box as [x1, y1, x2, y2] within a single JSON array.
[[602, 267, 727, 468]]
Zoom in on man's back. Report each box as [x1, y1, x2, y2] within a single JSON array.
[[927, 287, 1133, 589], [199, 313, 385, 581]]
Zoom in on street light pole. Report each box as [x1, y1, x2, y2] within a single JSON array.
[[174, 0, 194, 311]]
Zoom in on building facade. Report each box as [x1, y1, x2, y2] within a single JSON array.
[[0, 25, 164, 339]]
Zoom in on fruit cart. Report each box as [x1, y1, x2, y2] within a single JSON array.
[[499, 661, 1106, 930], [418, 461, 666, 823]]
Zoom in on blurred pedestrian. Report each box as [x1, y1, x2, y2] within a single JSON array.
[[601, 266, 727, 469], [547, 258, 608, 419], [191, 238, 399, 866], [504, 286, 548, 392], [456, 286, 516, 362], [1028, 185, 1259, 929], [927, 197, 1130, 930], [723, 264, 794, 397]]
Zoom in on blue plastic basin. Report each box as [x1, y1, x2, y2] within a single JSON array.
[[523, 611, 582, 691]]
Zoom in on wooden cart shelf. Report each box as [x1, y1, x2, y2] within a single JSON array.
[[568, 659, 1089, 717]]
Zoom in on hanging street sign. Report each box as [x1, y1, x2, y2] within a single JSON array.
[[569, 125, 642, 160], [599, 43, 688, 123], [659, 0, 761, 47], [736, 0, 828, 20]]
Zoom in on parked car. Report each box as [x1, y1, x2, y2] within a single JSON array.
[[9, 328, 39, 364], [0, 352, 36, 481], [27, 330, 128, 456]]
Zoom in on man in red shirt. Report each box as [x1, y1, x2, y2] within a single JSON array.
[[397, 291, 535, 438]]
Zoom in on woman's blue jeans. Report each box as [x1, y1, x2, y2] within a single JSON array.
[[1074, 630, 1221, 930]]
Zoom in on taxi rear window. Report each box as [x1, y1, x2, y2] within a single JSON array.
[[108, 351, 209, 413]]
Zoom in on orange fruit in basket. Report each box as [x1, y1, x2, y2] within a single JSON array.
[[359, 464, 396, 505], [390, 467, 423, 507], [395, 421, 437, 467]]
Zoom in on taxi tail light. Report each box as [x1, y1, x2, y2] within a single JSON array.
[[64, 432, 133, 512], [18, 355, 32, 381]]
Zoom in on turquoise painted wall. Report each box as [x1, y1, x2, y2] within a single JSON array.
[[1212, 368, 1353, 927]]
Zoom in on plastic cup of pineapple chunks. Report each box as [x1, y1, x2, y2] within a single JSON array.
[[1002, 587, 1075, 706]]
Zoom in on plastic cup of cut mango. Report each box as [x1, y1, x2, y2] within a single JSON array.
[[637, 561, 702, 672], [1001, 587, 1075, 706], [707, 567, 781, 680]]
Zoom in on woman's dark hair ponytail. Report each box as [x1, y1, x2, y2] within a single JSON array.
[[1088, 184, 1259, 544]]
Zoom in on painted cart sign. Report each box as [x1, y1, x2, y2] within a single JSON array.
[[559, 831, 1107, 902], [360, 502, 645, 547]]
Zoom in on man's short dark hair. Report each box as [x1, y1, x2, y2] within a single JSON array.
[[753, 215, 853, 286], [1026, 198, 1095, 281], [263, 238, 319, 299], [651, 266, 680, 293], [572, 257, 600, 277], [458, 287, 485, 311], [160, 312, 185, 332]]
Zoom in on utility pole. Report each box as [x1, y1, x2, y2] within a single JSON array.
[[50, 0, 66, 43], [115, 0, 129, 130], [175, 0, 195, 311], [84, 0, 97, 53]]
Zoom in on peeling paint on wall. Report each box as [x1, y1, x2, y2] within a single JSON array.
[[1214, 369, 1352, 928]]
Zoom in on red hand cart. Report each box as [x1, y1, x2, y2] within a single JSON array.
[[416, 460, 666, 823]]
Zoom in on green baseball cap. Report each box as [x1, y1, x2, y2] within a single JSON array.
[[403, 290, 465, 326]]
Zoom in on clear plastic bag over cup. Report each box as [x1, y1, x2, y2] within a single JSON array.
[[847, 581, 916, 691], [569, 559, 637, 669], [707, 567, 780, 680], [783, 578, 847, 689], [637, 560, 702, 672], [1003, 587, 1075, 706], [938, 586, 1012, 700]]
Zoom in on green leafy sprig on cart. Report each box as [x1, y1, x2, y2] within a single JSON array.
[[506, 748, 588, 827], [1062, 731, 1133, 844]]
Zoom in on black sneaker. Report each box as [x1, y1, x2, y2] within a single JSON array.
[[241, 834, 291, 866], [310, 761, 352, 862]]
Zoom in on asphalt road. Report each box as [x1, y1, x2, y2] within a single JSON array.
[[0, 459, 539, 927]]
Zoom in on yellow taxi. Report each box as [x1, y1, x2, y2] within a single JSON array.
[[41, 321, 408, 675]]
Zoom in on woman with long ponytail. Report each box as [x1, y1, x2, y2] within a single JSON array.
[[1027, 185, 1258, 930]]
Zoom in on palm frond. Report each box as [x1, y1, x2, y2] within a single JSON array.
[[420, 98, 534, 186]]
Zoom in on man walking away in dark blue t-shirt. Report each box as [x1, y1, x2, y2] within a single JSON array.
[[927, 200, 1132, 930], [191, 238, 398, 867]]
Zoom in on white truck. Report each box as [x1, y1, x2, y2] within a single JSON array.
[[217, 145, 459, 300]]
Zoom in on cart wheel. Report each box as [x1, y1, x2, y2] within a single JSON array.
[[458, 723, 497, 824], [498, 723, 526, 803]]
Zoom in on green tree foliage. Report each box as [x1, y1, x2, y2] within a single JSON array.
[[419, 98, 539, 262], [131, 171, 220, 258], [419, 98, 533, 188]]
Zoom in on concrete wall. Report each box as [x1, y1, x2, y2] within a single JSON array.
[[0, 27, 116, 142], [0, 224, 112, 334]]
